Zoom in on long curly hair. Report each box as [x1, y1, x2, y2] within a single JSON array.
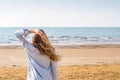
[[32, 29, 60, 62]]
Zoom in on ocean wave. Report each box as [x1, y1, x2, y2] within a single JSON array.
[[0, 35, 120, 45], [8, 39, 18, 41]]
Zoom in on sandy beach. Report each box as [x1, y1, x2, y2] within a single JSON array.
[[0, 44, 120, 80]]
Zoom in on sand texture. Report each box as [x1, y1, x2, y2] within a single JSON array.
[[0, 44, 120, 80]]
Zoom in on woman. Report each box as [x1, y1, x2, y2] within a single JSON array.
[[15, 28, 60, 80]]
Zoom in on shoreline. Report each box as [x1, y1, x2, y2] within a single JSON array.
[[0, 44, 120, 49]]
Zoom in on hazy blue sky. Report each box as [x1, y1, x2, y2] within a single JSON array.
[[0, 0, 120, 27]]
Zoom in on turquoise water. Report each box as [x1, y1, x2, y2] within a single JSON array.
[[0, 27, 120, 45]]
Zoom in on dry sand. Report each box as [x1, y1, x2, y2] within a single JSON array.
[[0, 64, 120, 80], [0, 44, 120, 80]]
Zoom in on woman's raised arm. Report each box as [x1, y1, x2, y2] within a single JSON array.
[[15, 29, 30, 42], [15, 29, 37, 49], [14, 29, 39, 41]]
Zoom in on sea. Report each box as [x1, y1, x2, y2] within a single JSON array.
[[0, 27, 120, 45]]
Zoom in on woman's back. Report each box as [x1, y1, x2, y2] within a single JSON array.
[[25, 43, 51, 68], [15, 29, 58, 80]]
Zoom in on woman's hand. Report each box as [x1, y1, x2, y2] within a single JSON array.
[[28, 29, 43, 36], [34, 30, 43, 35]]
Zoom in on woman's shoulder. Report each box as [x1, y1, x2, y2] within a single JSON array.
[[24, 41, 38, 52]]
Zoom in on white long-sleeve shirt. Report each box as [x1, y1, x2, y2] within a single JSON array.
[[15, 29, 58, 80]]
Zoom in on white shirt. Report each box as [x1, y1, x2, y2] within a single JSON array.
[[15, 29, 58, 80]]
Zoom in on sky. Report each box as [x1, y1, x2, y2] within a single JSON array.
[[0, 0, 120, 27]]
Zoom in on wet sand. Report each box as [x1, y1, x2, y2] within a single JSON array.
[[0, 44, 120, 67]]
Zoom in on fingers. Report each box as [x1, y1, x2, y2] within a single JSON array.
[[35, 30, 43, 36], [38, 31, 43, 35]]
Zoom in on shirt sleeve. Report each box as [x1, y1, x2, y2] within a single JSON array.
[[51, 61, 58, 80], [15, 29, 33, 50]]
